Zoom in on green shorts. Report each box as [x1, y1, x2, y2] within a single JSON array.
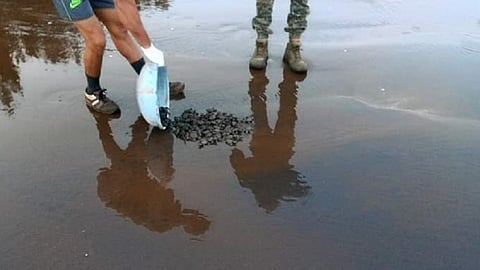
[[52, 0, 115, 21]]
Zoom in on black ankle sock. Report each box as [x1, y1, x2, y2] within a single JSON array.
[[131, 58, 146, 75], [86, 74, 101, 94]]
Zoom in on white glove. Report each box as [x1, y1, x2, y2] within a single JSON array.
[[141, 44, 165, 66]]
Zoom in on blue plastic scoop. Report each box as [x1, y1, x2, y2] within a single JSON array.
[[136, 62, 170, 129]]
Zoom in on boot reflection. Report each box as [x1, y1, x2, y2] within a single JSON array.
[[230, 68, 310, 213], [94, 115, 210, 235]]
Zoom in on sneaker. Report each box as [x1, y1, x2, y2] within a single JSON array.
[[283, 42, 308, 73], [249, 39, 268, 69], [84, 88, 120, 115]]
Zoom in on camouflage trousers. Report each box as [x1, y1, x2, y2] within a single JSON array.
[[252, 0, 310, 39]]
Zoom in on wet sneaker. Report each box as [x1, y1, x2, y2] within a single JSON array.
[[84, 88, 120, 115]]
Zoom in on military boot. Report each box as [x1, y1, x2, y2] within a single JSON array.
[[249, 39, 268, 69], [283, 41, 308, 73]]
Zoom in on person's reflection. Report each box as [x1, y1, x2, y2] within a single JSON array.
[[230, 68, 310, 213], [250, 0, 309, 73], [94, 114, 210, 235]]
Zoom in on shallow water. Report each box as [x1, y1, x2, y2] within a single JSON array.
[[1, 0, 480, 269]]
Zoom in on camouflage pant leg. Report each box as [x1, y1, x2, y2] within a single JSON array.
[[284, 0, 309, 37], [252, 0, 274, 39]]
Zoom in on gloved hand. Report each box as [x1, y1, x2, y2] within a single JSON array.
[[141, 44, 165, 66]]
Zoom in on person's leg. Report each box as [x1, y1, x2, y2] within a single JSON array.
[[52, 0, 119, 114], [283, 0, 309, 73], [285, 0, 309, 41], [252, 0, 274, 40], [76, 12, 124, 114], [74, 17, 106, 89], [250, 0, 274, 69], [114, 0, 151, 48], [112, 0, 185, 95], [52, 0, 105, 89], [115, 0, 166, 68], [93, 8, 143, 64], [113, 0, 185, 95]]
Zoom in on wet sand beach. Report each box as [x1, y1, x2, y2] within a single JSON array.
[[1, 0, 480, 269]]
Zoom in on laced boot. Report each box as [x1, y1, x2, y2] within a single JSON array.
[[249, 39, 268, 69], [283, 40, 308, 73]]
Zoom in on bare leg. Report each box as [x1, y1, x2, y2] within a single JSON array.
[[94, 8, 142, 63], [115, 0, 151, 48], [98, 4, 185, 93], [114, 0, 167, 67], [74, 17, 107, 77]]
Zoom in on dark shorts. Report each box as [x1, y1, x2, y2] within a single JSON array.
[[52, 0, 115, 21]]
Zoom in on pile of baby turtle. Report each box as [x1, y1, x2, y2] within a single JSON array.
[[169, 108, 254, 148]]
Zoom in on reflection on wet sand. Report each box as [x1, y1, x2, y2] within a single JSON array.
[[0, 0, 82, 116], [138, 0, 172, 10], [94, 114, 210, 235], [230, 68, 310, 213], [0, 35, 21, 116]]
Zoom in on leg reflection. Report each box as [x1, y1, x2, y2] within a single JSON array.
[[94, 114, 210, 235], [230, 68, 310, 213]]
